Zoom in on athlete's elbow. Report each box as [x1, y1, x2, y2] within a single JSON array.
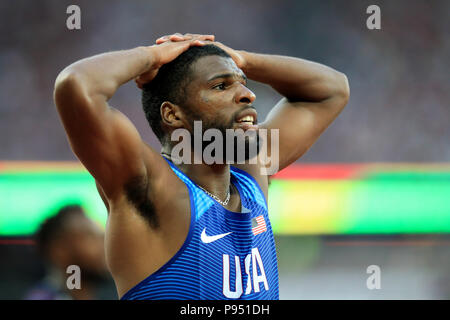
[[54, 68, 89, 110], [333, 72, 350, 107]]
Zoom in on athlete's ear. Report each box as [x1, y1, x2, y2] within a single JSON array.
[[160, 101, 186, 129]]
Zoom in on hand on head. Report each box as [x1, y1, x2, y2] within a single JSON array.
[[135, 33, 246, 89], [135, 33, 215, 89], [154, 33, 246, 69], [155, 33, 215, 45]]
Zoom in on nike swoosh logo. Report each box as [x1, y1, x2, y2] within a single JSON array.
[[201, 228, 232, 244]]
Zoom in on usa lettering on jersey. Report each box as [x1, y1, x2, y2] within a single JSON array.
[[222, 247, 269, 298]]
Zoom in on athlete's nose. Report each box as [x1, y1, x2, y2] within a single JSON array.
[[234, 83, 256, 105]]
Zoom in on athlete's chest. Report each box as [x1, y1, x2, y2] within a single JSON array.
[[196, 206, 272, 252], [190, 204, 277, 299]]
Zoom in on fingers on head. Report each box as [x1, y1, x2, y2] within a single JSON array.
[[186, 34, 215, 41], [156, 33, 183, 43], [156, 35, 170, 44], [169, 33, 184, 41], [192, 40, 205, 46], [170, 33, 215, 41], [156, 33, 215, 45]]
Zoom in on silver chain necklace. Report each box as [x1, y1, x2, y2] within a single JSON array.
[[197, 185, 231, 206], [161, 153, 231, 206]]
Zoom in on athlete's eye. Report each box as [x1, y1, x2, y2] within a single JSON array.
[[213, 83, 226, 90]]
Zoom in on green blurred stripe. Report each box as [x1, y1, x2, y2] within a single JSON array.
[[0, 172, 107, 236], [364, 171, 450, 181], [1, 169, 450, 235], [346, 179, 450, 233]]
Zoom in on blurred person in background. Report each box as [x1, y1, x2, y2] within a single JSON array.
[[24, 204, 114, 300]]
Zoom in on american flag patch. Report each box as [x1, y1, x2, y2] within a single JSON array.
[[251, 215, 267, 235]]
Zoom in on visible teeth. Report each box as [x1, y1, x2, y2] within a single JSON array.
[[238, 115, 254, 123]]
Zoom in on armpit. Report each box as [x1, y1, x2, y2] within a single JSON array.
[[123, 175, 159, 229]]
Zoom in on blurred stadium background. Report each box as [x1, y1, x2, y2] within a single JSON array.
[[1, 0, 449, 299]]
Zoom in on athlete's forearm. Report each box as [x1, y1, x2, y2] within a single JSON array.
[[239, 51, 349, 103], [55, 46, 155, 101]]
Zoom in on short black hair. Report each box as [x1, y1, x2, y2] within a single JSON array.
[[142, 44, 231, 142], [34, 204, 86, 259]]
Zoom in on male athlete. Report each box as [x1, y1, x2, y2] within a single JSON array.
[[54, 33, 349, 299]]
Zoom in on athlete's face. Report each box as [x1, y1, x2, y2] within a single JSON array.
[[182, 55, 260, 161]]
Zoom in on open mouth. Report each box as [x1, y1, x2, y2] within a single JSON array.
[[235, 109, 257, 126], [236, 115, 255, 125]]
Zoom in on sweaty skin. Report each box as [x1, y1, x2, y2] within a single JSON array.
[[54, 33, 349, 298]]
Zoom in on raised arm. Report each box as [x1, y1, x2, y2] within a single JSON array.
[[54, 37, 212, 200], [237, 51, 350, 172]]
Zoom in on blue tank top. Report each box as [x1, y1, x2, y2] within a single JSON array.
[[121, 157, 279, 300]]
